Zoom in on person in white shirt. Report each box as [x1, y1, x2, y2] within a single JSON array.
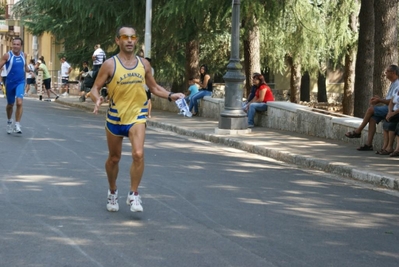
[[1, 65, 7, 93], [24, 59, 36, 95], [92, 44, 106, 71], [345, 65, 399, 151], [60, 57, 72, 96]]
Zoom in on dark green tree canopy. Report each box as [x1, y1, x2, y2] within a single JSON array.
[[14, 0, 146, 66], [12, 0, 362, 97]]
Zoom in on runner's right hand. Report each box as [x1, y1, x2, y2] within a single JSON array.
[[93, 96, 104, 114]]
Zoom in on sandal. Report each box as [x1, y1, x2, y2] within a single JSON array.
[[357, 144, 373, 151], [345, 130, 361, 138], [389, 151, 399, 157], [378, 149, 392, 155]]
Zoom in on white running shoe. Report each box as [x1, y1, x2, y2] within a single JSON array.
[[106, 189, 119, 212], [126, 193, 143, 212], [175, 98, 192, 117], [13, 124, 22, 134], [62, 92, 69, 96], [6, 122, 12, 134]]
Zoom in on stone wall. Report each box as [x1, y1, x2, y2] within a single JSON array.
[[266, 102, 384, 149], [151, 95, 385, 150], [151, 95, 181, 113], [211, 84, 342, 104]]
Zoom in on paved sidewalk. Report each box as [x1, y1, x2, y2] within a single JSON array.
[[51, 95, 399, 191]]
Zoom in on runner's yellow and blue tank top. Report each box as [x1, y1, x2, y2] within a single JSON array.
[[106, 56, 148, 125]]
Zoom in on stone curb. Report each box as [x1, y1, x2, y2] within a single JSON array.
[[57, 99, 399, 191]]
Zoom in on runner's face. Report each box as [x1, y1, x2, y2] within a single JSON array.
[[12, 40, 22, 53], [116, 27, 137, 53]]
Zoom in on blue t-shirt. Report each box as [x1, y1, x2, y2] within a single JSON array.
[[188, 84, 199, 99]]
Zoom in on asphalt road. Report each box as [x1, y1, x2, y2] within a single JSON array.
[[0, 98, 398, 267]]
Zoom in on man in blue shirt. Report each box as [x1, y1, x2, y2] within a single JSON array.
[[0, 37, 30, 134]]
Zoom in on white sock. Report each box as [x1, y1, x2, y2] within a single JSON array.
[[15, 122, 20, 126]]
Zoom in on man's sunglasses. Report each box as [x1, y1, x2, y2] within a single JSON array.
[[118, 35, 137, 41]]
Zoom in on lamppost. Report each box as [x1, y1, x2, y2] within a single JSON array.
[[217, 0, 249, 134], [144, 0, 152, 58]]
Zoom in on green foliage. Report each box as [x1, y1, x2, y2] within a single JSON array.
[[324, 0, 359, 67], [0, 0, 6, 17], [149, 0, 232, 84], [13, 0, 360, 84], [256, 0, 358, 77], [14, 0, 146, 67]]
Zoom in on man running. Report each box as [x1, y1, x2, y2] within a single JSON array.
[[0, 37, 30, 134], [90, 25, 184, 213]]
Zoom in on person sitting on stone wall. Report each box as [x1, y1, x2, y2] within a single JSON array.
[[189, 64, 213, 116], [382, 89, 399, 156], [243, 72, 260, 111], [184, 76, 199, 105], [376, 121, 398, 155], [389, 122, 399, 157], [245, 73, 274, 128], [345, 64, 399, 151]]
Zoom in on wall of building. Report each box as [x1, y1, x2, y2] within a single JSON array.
[[272, 65, 345, 103]]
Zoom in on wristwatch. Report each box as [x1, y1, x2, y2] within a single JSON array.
[[168, 92, 173, 102]]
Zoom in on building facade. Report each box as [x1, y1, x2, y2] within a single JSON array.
[[1, 0, 64, 89]]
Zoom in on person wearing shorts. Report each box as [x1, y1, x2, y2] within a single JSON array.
[[78, 61, 90, 102], [0, 66, 7, 96], [0, 38, 30, 134], [345, 64, 399, 151], [36, 60, 59, 100], [60, 57, 72, 96], [390, 123, 399, 157], [89, 26, 185, 213], [25, 59, 36, 95], [385, 89, 399, 156]]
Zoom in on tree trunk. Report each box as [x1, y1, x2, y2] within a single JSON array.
[[286, 55, 301, 103], [373, 0, 398, 97], [300, 72, 310, 102], [317, 71, 327, 103], [342, 10, 358, 116], [354, 0, 374, 118], [185, 40, 199, 91], [243, 20, 260, 98], [342, 48, 356, 115]]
